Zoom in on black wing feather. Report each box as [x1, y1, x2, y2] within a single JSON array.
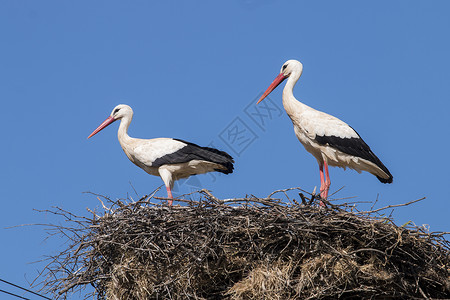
[[315, 129, 392, 183], [152, 139, 234, 174]]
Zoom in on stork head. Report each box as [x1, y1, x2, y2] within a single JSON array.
[[110, 104, 133, 120], [280, 59, 303, 78], [257, 59, 303, 104], [87, 104, 133, 139]]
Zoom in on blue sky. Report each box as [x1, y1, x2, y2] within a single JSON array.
[[1, 1, 449, 298]]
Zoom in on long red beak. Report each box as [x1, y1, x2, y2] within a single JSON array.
[[87, 116, 116, 139], [256, 73, 287, 104]]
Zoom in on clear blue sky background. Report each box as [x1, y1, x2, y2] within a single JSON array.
[[1, 1, 449, 298]]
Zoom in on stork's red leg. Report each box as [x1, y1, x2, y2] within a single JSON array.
[[319, 164, 326, 206], [166, 186, 173, 206], [319, 163, 325, 190], [323, 160, 331, 199]]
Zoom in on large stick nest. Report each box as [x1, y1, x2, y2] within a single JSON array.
[[37, 188, 450, 299]]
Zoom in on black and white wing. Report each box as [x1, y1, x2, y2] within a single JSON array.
[[301, 110, 393, 183], [133, 138, 234, 174]]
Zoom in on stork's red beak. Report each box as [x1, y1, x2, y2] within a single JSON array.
[[87, 116, 116, 139], [256, 73, 287, 104]]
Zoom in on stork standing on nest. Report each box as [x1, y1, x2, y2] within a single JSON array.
[[257, 60, 392, 200], [88, 104, 234, 206]]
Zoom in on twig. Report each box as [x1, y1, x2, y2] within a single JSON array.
[[363, 197, 426, 214]]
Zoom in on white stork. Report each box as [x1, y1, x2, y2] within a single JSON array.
[[88, 104, 234, 205], [257, 59, 392, 200]]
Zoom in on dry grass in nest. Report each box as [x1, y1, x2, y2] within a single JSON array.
[[35, 188, 450, 299]]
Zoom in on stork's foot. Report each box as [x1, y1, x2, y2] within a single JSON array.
[[319, 190, 327, 207], [320, 185, 330, 198], [317, 189, 328, 207], [318, 161, 331, 207], [307, 188, 326, 207], [319, 182, 330, 205], [318, 195, 327, 208]]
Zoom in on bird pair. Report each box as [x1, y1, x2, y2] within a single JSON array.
[[88, 59, 392, 206]]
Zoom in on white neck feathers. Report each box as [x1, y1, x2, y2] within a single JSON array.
[[282, 69, 309, 115], [117, 115, 133, 146]]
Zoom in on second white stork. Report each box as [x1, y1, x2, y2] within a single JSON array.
[[257, 59, 393, 200], [88, 104, 234, 205]]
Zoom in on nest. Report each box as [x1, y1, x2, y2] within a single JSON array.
[[37, 188, 450, 299]]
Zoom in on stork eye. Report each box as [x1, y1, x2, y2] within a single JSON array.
[[282, 64, 287, 71], [113, 108, 120, 114]]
